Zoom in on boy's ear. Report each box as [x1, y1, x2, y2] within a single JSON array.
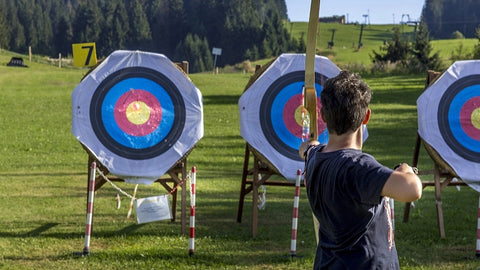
[[362, 109, 371, 124]]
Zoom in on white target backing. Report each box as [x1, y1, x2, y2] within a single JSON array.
[[239, 54, 341, 181], [72, 50, 203, 184], [418, 60, 480, 191]]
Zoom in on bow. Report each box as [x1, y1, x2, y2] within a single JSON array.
[[304, 0, 321, 140]]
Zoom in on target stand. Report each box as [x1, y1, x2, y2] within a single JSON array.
[[403, 70, 469, 238], [237, 143, 304, 237], [72, 51, 204, 256], [84, 147, 190, 234]]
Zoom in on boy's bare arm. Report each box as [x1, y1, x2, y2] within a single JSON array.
[[381, 163, 422, 202]]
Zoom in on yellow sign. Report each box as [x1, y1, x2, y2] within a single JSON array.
[[72, 42, 97, 67]]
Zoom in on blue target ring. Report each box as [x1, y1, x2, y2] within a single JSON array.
[[260, 71, 329, 161], [438, 74, 480, 162], [102, 78, 175, 149], [90, 67, 186, 160]]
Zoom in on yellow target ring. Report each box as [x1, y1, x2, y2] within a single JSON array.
[[126, 101, 150, 125], [472, 107, 480, 130]]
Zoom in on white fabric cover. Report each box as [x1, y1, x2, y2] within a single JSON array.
[[72, 50, 203, 184], [417, 60, 480, 191], [239, 53, 342, 181]]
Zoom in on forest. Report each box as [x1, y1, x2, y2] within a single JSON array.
[[422, 0, 480, 39], [0, 0, 303, 72], [0, 0, 479, 73]]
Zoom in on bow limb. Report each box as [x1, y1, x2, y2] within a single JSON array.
[[304, 0, 321, 140]]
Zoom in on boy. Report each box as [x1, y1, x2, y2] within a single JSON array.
[[299, 70, 422, 269]]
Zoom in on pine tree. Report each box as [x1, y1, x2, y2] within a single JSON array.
[[371, 27, 410, 65], [6, 2, 26, 52], [127, 0, 151, 50], [54, 15, 72, 56], [411, 21, 442, 71], [72, 0, 103, 43], [0, 2, 10, 49], [473, 27, 480, 59], [17, 0, 38, 50]]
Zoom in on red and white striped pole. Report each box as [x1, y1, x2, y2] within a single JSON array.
[[390, 198, 395, 232], [83, 161, 96, 255], [290, 169, 302, 256], [476, 194, 480, 257], [189, 166, 196, 256]]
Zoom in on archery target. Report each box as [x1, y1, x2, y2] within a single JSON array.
[[90, 67, 185, 160], [260, 70, 328, 161], [72, 50, 203, 185], [418, 60, 480, 191], [239, 54, 342, 181], [437, 75, 480, 163]]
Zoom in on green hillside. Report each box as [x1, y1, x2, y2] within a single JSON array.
[[288, 22, 478, 68]]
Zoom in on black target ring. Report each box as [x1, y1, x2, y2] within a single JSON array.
[[438, 74, 480, 163], [260, 71, 328, 161], [90, 66, 186, 160]]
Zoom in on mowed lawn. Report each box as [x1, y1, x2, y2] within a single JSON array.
[[0, 53, 479, 269]]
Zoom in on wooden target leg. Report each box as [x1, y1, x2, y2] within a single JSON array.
[[403, 202, 411, 223], [434, 164, 446, 238], [171, 186, 177, 222], [237, 144, 250, 223]]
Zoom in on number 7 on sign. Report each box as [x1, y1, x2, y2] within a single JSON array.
[[72, 42, 98, 67]]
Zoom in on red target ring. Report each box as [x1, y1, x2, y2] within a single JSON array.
[[460, 96, 480, 140], [438, 74, 480, 162], [114, 89, 163, 137], [283, 93, 326, 137]]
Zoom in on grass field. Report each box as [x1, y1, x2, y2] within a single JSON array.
[[0, 34, 480, 269]]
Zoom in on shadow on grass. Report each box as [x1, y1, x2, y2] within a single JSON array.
[[0, 171, 85, 177], [203, 94, 240, 105], [64, 248, 308, 269]]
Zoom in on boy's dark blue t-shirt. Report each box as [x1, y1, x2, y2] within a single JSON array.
[[305, 145, 399, 269]]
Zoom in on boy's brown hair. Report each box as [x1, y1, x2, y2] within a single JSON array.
[[320, 70, 371, 135]]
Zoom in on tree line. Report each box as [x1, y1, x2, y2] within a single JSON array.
[[0, 0, 304, 73], [423, 0, 480, 39]]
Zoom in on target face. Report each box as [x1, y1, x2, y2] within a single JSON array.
[[90, 67, 185, 160], [437, 75, 480, 162], [72, 50, 203, 184], [260, 71, 328, 161], [417, 60, 480, 191], [239, 54, 342, 181]]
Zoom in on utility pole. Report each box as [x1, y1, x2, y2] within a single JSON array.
[[358, 24, 364, 49], [328, 29, 336, 49], [363, 14, 368, 25]]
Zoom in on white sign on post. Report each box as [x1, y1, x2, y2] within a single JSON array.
[[212, 47, 222, 73], [212, 47, 222, 55]]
